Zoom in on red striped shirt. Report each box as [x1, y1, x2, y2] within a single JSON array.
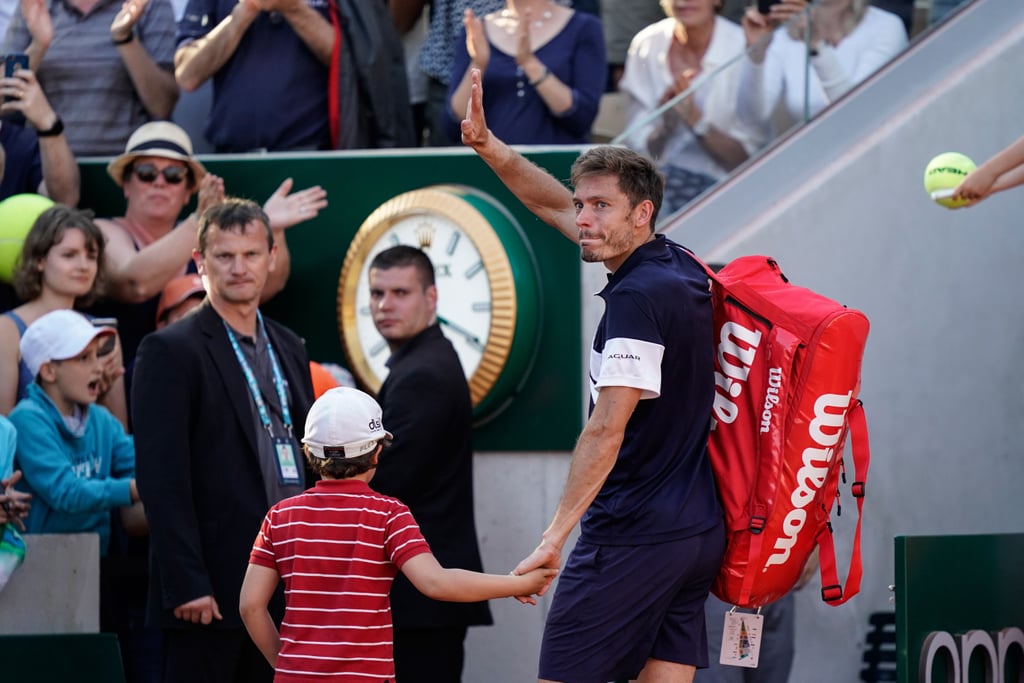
[[250, 478, 431, 682]]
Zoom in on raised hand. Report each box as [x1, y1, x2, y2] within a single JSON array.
[[196, 173, 226, 218], [0, 68, 58, 132], [741, 7, 774, 62], [464, 8, 490, 70], [262, 178, 328, 231], [20, 0, 54, 49], [460, 68, 490, 150], [96, 332, 126, 399], [514, 7, 532, 66], [110, 0, 151, 42]]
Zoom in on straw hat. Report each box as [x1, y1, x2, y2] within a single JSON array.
[[106, 121, 207, 187]]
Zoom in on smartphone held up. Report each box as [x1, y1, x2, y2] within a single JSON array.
[[2, 52, 28, 104]]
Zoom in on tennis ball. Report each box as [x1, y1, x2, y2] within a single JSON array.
[[0, 193, 55, 283], [924, 152, 976, 209]]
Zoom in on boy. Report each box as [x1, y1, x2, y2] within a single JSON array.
[[9, 309, 140, 555], [239, 387, 556, 682]]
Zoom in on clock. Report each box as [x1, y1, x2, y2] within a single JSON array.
[[338, 185, 542, 422]]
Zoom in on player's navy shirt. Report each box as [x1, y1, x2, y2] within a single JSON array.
[[581, 235, 721, 545]]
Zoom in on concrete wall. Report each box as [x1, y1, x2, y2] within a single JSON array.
[[0, 534, 99, 634]]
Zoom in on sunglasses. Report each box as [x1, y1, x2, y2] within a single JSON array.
[[132, 163, 190, 185]]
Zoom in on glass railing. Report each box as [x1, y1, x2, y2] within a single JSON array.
[[609, 0, 966, 217]]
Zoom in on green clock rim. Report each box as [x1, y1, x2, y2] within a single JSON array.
[[437, 186, 543, 423]]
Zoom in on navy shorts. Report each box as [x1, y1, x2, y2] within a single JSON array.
[[538, 520, 726, 683]]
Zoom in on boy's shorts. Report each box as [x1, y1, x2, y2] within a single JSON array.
[[538, 520, 726, 683]]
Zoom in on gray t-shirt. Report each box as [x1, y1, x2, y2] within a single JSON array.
[[3, 0, 177, 156]]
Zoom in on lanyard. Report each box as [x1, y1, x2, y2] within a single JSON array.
[[224, 311, 293, 436]]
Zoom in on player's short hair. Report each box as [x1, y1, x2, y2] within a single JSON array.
[[197, 198, 273, 254], [570, 146, 664, 231], [369, 245, 435, 290]]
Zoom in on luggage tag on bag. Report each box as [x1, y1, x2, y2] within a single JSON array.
[[274, 437, 301, 485], [719, 606, 763, 668]]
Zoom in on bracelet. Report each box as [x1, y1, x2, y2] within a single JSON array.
[[112, 32, 134, 45], [529, 66, 551, 87], [36, 116, 64, 138]]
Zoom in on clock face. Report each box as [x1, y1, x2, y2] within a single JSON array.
[[339, 186, 537, 417], [350, 212, 493, 385]]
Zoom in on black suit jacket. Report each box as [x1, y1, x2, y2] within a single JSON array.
[[132, 303, 314, 629], [371, 323, 492, 629]]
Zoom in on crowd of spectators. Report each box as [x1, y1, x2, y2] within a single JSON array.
[[0, 0, 955, 680]]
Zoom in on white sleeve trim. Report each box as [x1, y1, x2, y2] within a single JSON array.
[[593, 337, 664, 399]]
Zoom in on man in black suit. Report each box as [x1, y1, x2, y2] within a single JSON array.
[[132, 199, 314, 683], [367, 245, 492, 682]]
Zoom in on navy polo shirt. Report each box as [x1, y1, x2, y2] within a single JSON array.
[[177, 0, 331, 152], [581, 235, 721, 545]]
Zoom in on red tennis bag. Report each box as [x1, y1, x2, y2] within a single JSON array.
[[701, 255, 871, 608]]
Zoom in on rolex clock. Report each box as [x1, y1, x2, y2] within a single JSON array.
[[338, 185, 541, 422]]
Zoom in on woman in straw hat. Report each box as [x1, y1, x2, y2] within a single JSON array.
[[89, 121, 327, 371]]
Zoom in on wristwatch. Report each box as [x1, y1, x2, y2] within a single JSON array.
[[36, 116, 64, 138]]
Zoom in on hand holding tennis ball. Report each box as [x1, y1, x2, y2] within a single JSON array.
[[924, 152, 976, 209]]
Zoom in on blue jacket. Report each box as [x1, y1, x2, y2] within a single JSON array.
[[9, 383, 135, 555], [0, 414, 15, 479]]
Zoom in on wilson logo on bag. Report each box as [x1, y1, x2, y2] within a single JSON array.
[[691, 252, 871, 609]]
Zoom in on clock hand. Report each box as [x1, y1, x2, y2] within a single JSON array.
[[437, 315, 484, 351]]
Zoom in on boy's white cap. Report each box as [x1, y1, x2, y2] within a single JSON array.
[[20, 310, 115, 378], [302, 387, 394, 460]]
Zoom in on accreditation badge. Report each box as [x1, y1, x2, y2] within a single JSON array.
[[273, 437, 301, 485], [719, 608, 764, 668]]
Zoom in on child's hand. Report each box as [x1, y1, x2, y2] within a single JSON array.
[[1, 471, 31, 531], [512, 566, 559, 605]]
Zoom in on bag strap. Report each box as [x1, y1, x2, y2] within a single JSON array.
[[817, 400, 869, 605]]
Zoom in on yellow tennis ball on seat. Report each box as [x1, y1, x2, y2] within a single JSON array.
[[0, 193, 55, 283], [924, 152, 976, 209]]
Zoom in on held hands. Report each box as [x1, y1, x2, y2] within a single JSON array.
[[111, 0, 151, 43], [511, 538, 561, 604], [464, 9, 490, 71], [511, 566, 560, 605], [262, 178, 328, 231], [174, 595, 223, 625], [0, 68, 58, 132]]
